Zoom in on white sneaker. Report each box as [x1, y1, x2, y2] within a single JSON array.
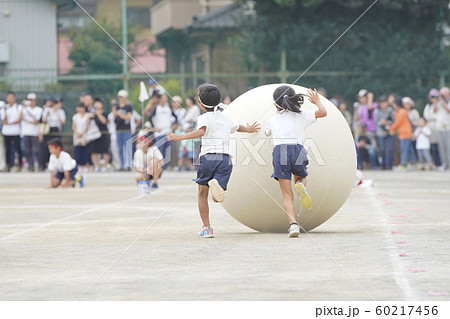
[[288, 223, 300, 238]]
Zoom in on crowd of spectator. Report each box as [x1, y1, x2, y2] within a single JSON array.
[[1, 83, 449, 173], [329, 86, 450, 171], [0, 83, 212, 174]]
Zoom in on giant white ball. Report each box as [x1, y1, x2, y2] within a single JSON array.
[[222, 84, 356, 232]]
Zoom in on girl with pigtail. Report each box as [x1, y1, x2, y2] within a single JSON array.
[[265, 86, 328, 238]]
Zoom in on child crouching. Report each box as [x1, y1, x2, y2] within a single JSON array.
[[47, 138, 85, 188]]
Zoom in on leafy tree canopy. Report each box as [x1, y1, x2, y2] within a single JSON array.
[[236, 0, 450, 104]]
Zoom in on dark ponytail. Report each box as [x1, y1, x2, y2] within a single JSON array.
[[273, 85, 305, 113]]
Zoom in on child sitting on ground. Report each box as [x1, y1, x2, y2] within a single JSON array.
[[167, 83, 260, 238], [133, 133, 164, 189], [47, 138, 84, 188]]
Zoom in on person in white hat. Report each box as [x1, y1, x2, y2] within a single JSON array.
[[21, 93, 43, 171]]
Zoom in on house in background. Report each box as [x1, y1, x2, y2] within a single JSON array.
[[151, 0, 249, 97], [0, 0, 70, 91], [58, 0, 165, 76]]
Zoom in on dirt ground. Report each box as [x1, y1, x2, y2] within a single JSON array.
[[0, 170, 449, 301]]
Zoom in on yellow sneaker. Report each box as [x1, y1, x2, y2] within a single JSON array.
[[208, 179, 225, 202], [294, 182, 312, 209]]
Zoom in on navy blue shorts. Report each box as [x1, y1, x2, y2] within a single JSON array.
[[194, 154, 232, 190], [271, 144, 308, 180], [55, 166, 78, 181]]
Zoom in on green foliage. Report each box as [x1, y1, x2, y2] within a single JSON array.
[[128, 79, 184, 112], [0, 81, 12, 92], [68, 19, 140, 96], [87, 50, 122, 95], [69, 18, 138, 67], [235, 0, 450, 102]]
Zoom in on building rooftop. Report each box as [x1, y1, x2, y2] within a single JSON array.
[[186, 3, 242, 32]]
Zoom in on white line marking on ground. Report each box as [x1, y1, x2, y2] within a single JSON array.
[[366, 189, 419, 300], [0, 195, 144, 241]]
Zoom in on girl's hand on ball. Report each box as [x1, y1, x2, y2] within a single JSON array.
[[247, 122, 261, 133], [307, 89, 320, 105]]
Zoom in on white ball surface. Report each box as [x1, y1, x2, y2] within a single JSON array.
[[222, 84, 356, 233]]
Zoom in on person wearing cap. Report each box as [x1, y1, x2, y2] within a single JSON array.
[[1, 91, 23, 172], [167, 83, 260, 238], [148, 78, 164, 97], [22, 93, 43, 171], [374, 95, 395, 169], [46, 138, 84, 188], [354, 89, 378, 168], [423, 88, 442, 167], [435, 87, 450, 170], [113, 89, 133, 170], [133, 133, 163, 188], [390, 98, 415, 169]]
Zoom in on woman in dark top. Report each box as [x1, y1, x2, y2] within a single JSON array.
[[91, 99, 110, 172], [113, 90, 133, 170]]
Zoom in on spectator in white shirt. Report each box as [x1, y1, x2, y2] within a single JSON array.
[[423, 89, 442, 167], [182, 95, 201, 132], [436, 87, 450, 170], [414, 117, 433, 170], [148, 93, 177, 169], [1, 92, 23, 172], [108, 99, 120, 170], [0, 100, 6, 171], [40, 97, 66, 170], [21, 93, 42, 171]]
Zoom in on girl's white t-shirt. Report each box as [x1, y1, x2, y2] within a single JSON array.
[[133, 146, 164, 170], [414, 126, 431, 150], [196, 111, 239, 157], [265, 110, 316, 146], [48, 151, 77, 172]]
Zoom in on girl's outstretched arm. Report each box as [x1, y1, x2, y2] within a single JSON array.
[[167, 126, 206, 142], [237, 122, 260, 133], [307, 89, 327, 119]]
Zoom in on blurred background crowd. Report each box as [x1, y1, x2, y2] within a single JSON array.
[[1, 84, 449, 174]]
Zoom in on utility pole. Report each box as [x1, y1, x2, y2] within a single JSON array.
[[280, 49, 287, 83], [122, 0, 129, 91], [439, 5, 445, 88]]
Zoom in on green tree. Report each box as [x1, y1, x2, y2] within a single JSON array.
[[236, 0, 449, 104], [68, 19, 139, 95]]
